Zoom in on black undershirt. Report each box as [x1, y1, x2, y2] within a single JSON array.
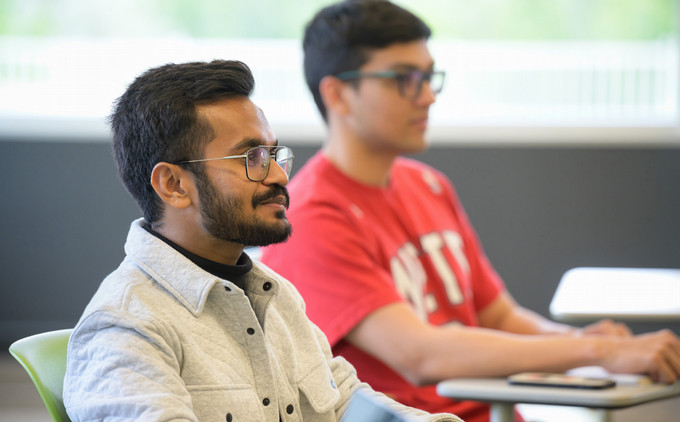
[[142, 223, 252, 289]]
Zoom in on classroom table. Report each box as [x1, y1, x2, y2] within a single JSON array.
[[437, 376, 680, 422], [549, 267, 680, 323]]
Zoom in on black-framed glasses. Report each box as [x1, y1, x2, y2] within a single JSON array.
[[175, 145, 294, 182], [335, 69, 446, 100]]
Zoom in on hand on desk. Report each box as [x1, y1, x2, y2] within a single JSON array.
[[578, 318, 632, 338], [598, 329, 680, 384]]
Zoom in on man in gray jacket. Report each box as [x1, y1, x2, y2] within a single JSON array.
[[63, 60, 461, 422]]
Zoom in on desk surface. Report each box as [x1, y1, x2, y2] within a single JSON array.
[[437, 377, 680, 409], [550, 267, 680, 322]]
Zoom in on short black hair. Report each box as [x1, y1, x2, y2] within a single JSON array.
[[303, 0, 431, 120], [110, 60, 254, 223]]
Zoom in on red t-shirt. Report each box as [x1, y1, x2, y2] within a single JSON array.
[[262, 152, 508, 422]]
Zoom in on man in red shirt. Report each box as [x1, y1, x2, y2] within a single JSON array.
[[262, 1, 680, 421]]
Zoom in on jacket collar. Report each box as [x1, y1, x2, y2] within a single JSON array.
[[124, 218, 253, 316]]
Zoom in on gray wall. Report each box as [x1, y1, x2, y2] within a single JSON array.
[[2, 138, 679, 347]]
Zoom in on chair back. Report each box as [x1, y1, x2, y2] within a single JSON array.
[[9, 328, 73, 422]]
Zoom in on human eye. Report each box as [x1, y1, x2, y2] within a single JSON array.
[[394, 70, 421, 96], [393, 71, 412, 83], [247, 147, 269, 170], [408, 70, 425, 83]]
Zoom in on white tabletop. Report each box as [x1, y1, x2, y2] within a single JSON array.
[[437, 377, 680, 409], [550, 267, 680, 322]]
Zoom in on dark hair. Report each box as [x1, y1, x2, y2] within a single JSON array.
[[110, 60, 255, 223], [303, 0, 431, 120]]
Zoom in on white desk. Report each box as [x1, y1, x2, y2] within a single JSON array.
[[550, 267, 680, 322], [437, 377, 680, 422]]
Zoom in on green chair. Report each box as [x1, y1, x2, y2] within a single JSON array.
[[9, 328, 73, 422]]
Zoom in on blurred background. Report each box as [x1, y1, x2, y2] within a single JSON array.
[[1, 0, 677, 141], [1, 0, 679, 346]]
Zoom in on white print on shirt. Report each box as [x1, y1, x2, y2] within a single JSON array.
[[391, 230, 470, 319], [350, 203, 364, 219], [422, 169, 443, 195], [391, 242, 428, 318]]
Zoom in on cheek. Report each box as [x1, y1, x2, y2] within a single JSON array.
[[357, 97, 402, 130], [213, 175, 255, 208], [374, 95, 408, 123], [372, 108, 408, 141]]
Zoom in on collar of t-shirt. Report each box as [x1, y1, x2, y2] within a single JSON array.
[[142, 224, 252, 290]]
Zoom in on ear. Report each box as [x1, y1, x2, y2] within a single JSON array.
[[319, 75, 352, 117], [150, 162, 194, 210]]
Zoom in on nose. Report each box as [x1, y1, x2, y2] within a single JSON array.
[[262, 156, 289, 186], [414, 80, 437, 106]]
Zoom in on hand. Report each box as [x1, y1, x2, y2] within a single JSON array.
[[580, 319, 632, 338], [600, 329, 680, 384]]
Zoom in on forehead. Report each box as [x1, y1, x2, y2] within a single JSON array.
[[197, 97, 275, 152], [361, 39, 434, 71]]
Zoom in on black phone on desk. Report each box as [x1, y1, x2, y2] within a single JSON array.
[[507, 372, 616, 389]]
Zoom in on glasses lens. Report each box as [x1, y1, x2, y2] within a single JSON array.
[[274, 147, 294, 178], [401, 71, 446, 99], [246, 147, 270, 181], [429, 71, 445, 94], [397, 71, 443, 99], [396, 71, 422, 99]]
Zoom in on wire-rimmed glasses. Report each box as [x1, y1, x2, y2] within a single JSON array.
[[176, 145, 294, 182]]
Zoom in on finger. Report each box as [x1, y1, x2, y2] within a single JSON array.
[[616, 323, 632, 338], [664, 344, 680, 381], [653, 338, 680, 384], [583, 319, 612, 336], [656, 358, 678, 384]]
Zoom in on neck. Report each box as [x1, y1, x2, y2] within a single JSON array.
[[323, 126, 397, 187], [152, 217, 244, 266]]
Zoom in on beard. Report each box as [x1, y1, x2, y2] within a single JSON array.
[[194, 172, 292, 247]]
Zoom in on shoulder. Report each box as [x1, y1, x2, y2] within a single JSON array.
[[78, 257, 187, 335], [82, 258, 149, 313]]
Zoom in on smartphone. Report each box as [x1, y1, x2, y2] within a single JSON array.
[[507, 372, 616, 389]]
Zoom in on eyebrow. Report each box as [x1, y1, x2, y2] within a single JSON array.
[[230, 138, 279, 153], [389, 62, 436, 72]]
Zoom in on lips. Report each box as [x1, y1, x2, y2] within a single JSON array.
[[410, 114, 429, 129], [253, 186, 290, 209], [260, 195, 288, 207]]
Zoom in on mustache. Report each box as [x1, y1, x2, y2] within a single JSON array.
[[252, 184, 290, 209]]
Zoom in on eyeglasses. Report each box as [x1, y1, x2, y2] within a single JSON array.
[[335, 69, 445, 100], [176, 145, 294, 182]]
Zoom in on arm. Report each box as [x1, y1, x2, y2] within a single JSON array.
[[330, 351, 462, 421], [320, 327, 462, 422], [478, 291, 632, 337], [64, 315, 197, 421], [345, 300, 680, 385], [277, 269, 463, 422]]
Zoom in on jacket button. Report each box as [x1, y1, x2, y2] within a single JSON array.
[[263, 281, 272, 291], [226, 413, 232, 422], [247, 328, 255, 335], [262, 397, 270, 406], [286, 404, 294, 414]]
